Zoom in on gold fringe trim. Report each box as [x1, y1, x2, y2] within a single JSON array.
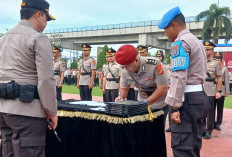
[[58, 110, 164, 124]]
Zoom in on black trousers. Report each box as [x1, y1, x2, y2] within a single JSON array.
[[203, 96, 215, 134], [230, 83, 232, 94], [79, 85, 92, 101], [103, 93, 106, 102], [56, 86, 62, 101], [105, 89, 118, 102], [214, 96, 225, 127], [0, 113, 47, 157], [171, 91, 208, 157], [134, 90, 138, 101], [127, 88, 136, 100]]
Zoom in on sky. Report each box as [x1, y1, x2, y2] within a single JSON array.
[[0, 0, 232, 66]]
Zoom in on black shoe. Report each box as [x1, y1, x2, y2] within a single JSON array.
[[202, 131, 206, 137], [165, 128, 171, 132], [216, 126, 221, 130], [203, 133, 212, 139]]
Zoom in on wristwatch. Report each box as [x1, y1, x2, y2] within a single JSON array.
[[218, 90, 222, 93], [171, 107, 179, 113], [59, 82, 63, 84]]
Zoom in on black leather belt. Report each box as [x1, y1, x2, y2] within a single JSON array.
[[0, 81, 39, 101], [81, 72, 91, 76], [54, 71, 60, 75], [139, 91, 154, 98], [106, 78, 119, 81]]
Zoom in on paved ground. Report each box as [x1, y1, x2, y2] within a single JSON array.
[[63, 93, 232, 157]]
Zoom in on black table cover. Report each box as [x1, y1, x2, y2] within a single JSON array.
[[45, 100, 167, 157]]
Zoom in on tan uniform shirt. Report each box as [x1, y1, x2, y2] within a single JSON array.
[[220, 66, 229, 96], [229, 72, 232, 84], [0, 20, 57, 118], [105, 62, 121, 89], [120, 57, 169, 109], [78, 57, 96, 85], [204, 59, 222, 96], [54, 59, 66, 86], [165, 29, 207, 107]]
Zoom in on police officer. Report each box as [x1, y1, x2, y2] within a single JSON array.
[[159, 7, 208, 157], [132, 45, 151, 100], [103, 48, 121, 102], [214, 52, 229, 130], [100, 53, 111, 102], [77, 44, 96, 101], [0, 0, 57, 156], [137, 45, 149, 57], [155, 50, 172, 132], [53, 46, 65, 101], [203, 41, 222, 139], [115, 44, 169, 155], [155, 50, 164, 62]]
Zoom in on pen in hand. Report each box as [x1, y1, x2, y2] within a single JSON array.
[[47, 120, 62, 142]]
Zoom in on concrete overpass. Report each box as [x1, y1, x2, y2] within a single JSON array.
[[44, 16, 231, 51]]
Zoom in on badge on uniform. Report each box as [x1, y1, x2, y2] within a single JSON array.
[[156, 64, 164, 75], [171, 40, 190, 71], [142, 65, 145, 71]]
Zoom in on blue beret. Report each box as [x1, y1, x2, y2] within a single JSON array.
[[158, 7, 182, 29]]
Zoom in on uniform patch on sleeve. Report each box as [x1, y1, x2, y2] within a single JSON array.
[[156, 64, 164, 75], [93, 59, 96, 65]]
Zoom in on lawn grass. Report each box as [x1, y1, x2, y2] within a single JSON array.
[[62, 84, 103, 97], [62, 84, 232, 109], [224, 95, 232, 109]]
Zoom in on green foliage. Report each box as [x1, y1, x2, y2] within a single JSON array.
[[196, 4, 232, 43], [97, 45, 108, 70], [0, 33, 3, 38], [166, 52, 171, 64], [71, 59, 78, 69]]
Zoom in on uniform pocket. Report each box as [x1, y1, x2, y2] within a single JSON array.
[[171, 123, 193, 150], [20, 136, 45, 157]]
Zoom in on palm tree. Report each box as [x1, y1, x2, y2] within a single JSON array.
[[196, 4, 232, 43]]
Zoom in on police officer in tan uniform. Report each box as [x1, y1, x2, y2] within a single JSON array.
[[115, 44, 169, 155], [77, 44, 96, 101], [203, 41, 222, 139], [159, 7, 208, 156], [100, 53, 111, 102], [0, 0, 57, 156], [214, 52, 229, 130], [53, 46, 65, 101], [103, 48, 121, 102], [155, 50, 172, 132]]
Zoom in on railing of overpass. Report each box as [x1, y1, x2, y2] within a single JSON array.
[[45, 16, 205, 34]]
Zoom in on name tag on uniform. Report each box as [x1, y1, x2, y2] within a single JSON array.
[[171, 40, 189, 71]]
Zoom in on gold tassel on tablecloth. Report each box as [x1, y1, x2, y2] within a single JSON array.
[[58, 110, 164, 124]]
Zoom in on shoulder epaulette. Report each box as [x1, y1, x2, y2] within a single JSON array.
[[145, 59, 157, 65]]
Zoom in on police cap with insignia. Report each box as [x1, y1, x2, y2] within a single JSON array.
[[115, 45, 137, 65], [158, 7, 182, 29], [156, 50, 164, 57], [203, 41, 216, 50], [137, 45, 148, 53], [21, 0, 55, 21], [106, 48, 116, 57], [214, 52, 223, 59], [81, 44, 92, 51], [53, 46, 62, 53]]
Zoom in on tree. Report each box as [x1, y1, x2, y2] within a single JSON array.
[[71, 59, 78, 69], [196, 4, 232, 43], [97, 45, 108, 70]]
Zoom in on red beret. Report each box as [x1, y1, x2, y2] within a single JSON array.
[[115, 45, 137, 65]]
